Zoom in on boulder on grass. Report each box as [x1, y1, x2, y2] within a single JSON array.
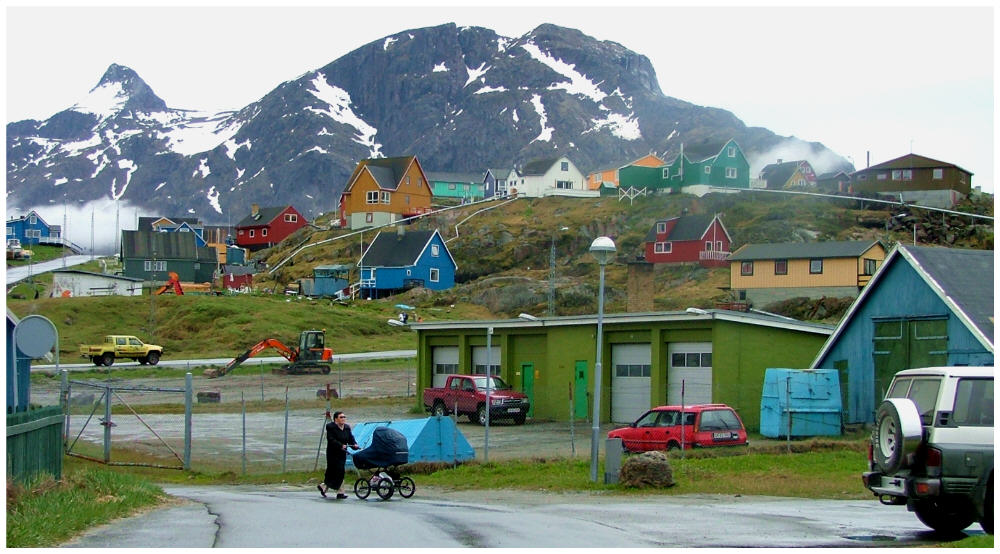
[[619, 450, 675, 488]]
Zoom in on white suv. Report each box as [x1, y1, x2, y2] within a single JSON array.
[[862, 366, 993, 535]]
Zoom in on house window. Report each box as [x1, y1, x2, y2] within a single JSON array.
[[381, 191, 391, 204], [775, 259, 788, 275], [406, 195, 411, 204], [556, 180, 573, 189], [431, 244, 440, 257], [26, 229, 41, 239], [560, 161, 569, 171], [741, 261, 754, 276], [262, 228, 268, 237], [365, 213, 374, 223], [448, 183, 456, 190], [716, 241, 723, 251], [406, 269, 411, 276], [864, 258, 878, 275], [662, 168, 670, 179], [809, 259, 824, 274], [704, 166, 711, 174], [144, 260, 167, 272], [728, 146, 736, 157], [858, 174, 868, 181], [933, 168, 943, 179], [891, 169, 913, 181], [877, 173, 887, 181], [29, 215, 37, 224], [238, 229, 245, 236], [726, 167, 737, 179], [705, 241, 714, 251], [284, 213, 298, 223], [429, 268, 440, 282], [656, 222, 666, 234], [249, 229, 255, 238], [654, 242, 671, 254], [406, 176, 411, 185], [6, 226, 12, 236], [366, 191, 379, 204]]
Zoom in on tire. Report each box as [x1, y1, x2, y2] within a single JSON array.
[[914, 498, 976, 535], [375, 477, 394, 500], [101, 353, 115, 367], [982, 477, 993, 535], [147, 351, 160, 366], [476, 405, 487, 426], [432, 401, 447, 417], [91, 356, 102, 366], [872, 399, 923, 473], [666, 442, 680, 452], [397, 477, 415, 498], [138, 357, 149, 365], [353, 478, 371, 499], [321, 365, 331, 375]]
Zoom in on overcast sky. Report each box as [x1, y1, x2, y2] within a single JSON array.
[[4, 2, 996, 196]]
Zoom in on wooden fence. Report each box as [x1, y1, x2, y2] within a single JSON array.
[[6, 405, 63, 482]]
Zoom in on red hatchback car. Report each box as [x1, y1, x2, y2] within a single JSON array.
[[608, 404, 749, 452]]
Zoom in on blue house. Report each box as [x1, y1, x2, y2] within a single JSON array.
[[358, 229, 457, 299], [811, 244, 993, 424], [6, 210, 60, 246], [483, 168, 514, 199]]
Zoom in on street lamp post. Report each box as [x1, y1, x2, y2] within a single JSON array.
[[588, 236, 616, 482]]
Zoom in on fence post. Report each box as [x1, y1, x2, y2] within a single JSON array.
[[569, 382, 575, 457], [61, 369, 69, 448], [184, 372, 192, 470], [282, 386, 289, 473], [241, 392, 247, 475], [103, 385, 112, 463]]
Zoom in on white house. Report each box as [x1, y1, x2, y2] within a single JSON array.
[[510, 157, 596, 198], [50, 269, 143, 297]]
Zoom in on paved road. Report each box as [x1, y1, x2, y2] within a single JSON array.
[[62, 484, 979, 548], [6, 254, 94, 284], [32, 350, 416, 372]]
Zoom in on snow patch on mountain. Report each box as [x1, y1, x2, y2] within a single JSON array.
[[160, 113, 242, 156], [195, 158, 210, 178], [591, 112, 641, 140], [207, 185, 222, 214], [71, 81, 127, 120], [530, 94, 553, 142], [224, 138, 251, 160], [475, 85, 508, 94], [465, 63, 489, 86], [433, 62, 448, 72], [520, 42, 606, 103], [383, 37, 398, 50], [306, 72, 383, 158]]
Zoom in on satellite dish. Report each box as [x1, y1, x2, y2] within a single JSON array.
[[14, 315, 57, 359]]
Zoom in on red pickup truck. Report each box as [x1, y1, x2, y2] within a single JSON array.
[[423, 374, 530, 425]]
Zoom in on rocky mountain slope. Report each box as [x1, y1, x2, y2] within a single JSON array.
[[7, 23, 851, 224]]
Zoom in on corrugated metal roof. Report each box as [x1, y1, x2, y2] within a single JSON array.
[[728, 240, 880, 261], [51, 269, 143, 282], [862, 153, 972, 175], [121, 230, 216, 261], [644, 214, 717, 242], [520, 158, 559, 176], [759, 160, 804, 188], [236, 206, 288, 227], [425, 171, 484, 184], [359, 229, 437, 267], [905, 245, 993, 344]]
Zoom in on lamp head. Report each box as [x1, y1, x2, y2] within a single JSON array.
[[589, 236, 616, 265]]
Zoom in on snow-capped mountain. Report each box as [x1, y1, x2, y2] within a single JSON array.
[[6, 23, 850, 223]]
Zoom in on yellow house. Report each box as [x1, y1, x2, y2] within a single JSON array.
[[586, 154, 665, 190], [339, 156, 433, 230], [728, 240, 887, 306]]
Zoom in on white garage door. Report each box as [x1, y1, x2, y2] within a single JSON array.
[[668, 342, 713, 405], [432, 346, 459, 388], [471, 346, 501, 376], [611, 343, 651, 423]]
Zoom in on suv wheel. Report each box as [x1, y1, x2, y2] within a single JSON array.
[[872, 399, 923, 473], [913, 497, 975, 535]]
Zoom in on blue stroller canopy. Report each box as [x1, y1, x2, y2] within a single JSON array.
[[352, 426, 409, 469]]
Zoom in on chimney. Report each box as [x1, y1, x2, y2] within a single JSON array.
[[776, 159, 783, 164], [251, 203, 260, 219]]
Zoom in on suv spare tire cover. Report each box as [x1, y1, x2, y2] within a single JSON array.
[[873, 398, 924, 473]]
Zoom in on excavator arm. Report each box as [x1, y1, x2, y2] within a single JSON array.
[[155, 272, 184, 295], [213, 338, 298, 378]]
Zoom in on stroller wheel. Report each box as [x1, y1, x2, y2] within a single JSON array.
[[354, 478, 371, 499], [375, 477, 394, 500], [398, 476, 416, 498]]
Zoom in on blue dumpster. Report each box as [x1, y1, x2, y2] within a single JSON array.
[[346, 416, 475, 469], [760, 368, 842, 438]]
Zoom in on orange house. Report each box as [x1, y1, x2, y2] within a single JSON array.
[[586, 154, 665, 190], [339, 156, 433, 230]]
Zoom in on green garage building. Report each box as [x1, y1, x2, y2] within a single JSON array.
[[412, 310, 833, 431]]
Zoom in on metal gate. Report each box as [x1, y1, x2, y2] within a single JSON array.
[[61, 371, 193, 470]]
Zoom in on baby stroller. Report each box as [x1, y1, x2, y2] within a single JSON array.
[[351, 427, 415, 500]]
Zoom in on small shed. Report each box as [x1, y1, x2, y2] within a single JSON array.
[[51, 269, 143, 297], [301, 264, 350, 298], [346, 416, 475, 469], [760, 368, 842, 438]]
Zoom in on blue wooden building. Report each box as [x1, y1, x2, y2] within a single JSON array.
[[811, 244, 993, 424], [358, 229, 456, 298], [6, 210, 59, 246]]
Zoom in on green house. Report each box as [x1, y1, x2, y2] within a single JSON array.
[[412, 310, 832, 431], [426, 171, 485, 201], [661, 139, 751, 191], [120, 230, 218, 284]]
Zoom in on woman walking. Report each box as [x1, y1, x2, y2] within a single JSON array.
[[319, 411, 359, 499]]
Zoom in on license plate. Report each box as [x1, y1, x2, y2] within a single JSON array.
[[712, 432, 735, 440], [507, 408, 520, 413]]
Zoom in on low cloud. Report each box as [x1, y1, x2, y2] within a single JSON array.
[[748, 140, 852, 177], [7, 199, 152, 256]]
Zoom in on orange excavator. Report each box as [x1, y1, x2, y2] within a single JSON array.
[[155, 272, 184, 295], [206, 329, 333, 378]]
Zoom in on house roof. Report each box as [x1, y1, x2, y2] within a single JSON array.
[[816, 171, 849, 181], [346, 156, 418, 192], [121, 230, 217, 261], [51, 269, 143, 282], [425, 171, 484, 184], [411, 308, 833, 336], [759, 160, 807, 187], [358, 229, 455, 268], [728, 240, 882, 261], [644, 214, 727, 242], [858, 153, 973, 176], [236, 206, 294, 227], [520, 158, 561, 176], [7, 210, 47, 225], [138, 216, 200, 230], [811, 244, 994, 366]]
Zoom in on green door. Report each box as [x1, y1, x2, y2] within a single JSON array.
[[522, 363, 534, 417], [873, 318, 948, 398], [574, 360, 588, 419]]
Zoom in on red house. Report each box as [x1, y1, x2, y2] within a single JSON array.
[[235, 204, 308, 252], [643, 213, 732, 267]]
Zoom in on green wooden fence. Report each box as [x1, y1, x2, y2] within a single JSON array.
[[6, 405, 63, 483]]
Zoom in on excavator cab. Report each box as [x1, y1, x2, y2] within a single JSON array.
[[298, 330, 331, 363]]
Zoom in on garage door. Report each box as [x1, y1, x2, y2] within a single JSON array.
[[432, 346, 458, 388], [471, 346, 501, 376], [611, 344, 651, 423], [668, 342, 713, 405]]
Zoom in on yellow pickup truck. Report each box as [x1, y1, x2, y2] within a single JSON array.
[[80, 335, 164, 366]]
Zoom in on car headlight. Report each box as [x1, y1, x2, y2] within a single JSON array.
[[491, 398, 503, 406]]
